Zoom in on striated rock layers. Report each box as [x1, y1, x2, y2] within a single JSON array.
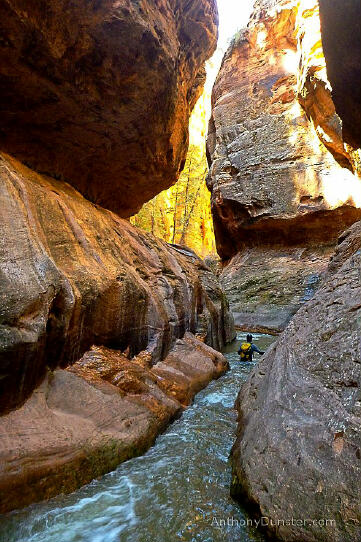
[[0, 0, 233, 513], [231, 220, 361, 542], [206, 0, 361, 331], [221, 244, 334, 334], [0, 153, 234, 416], [0, 332, 228, 513], [0, 0, 217, 216], [0, 151, 234, 511]]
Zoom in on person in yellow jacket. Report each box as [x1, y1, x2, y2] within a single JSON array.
[[238, 334, 264, 361]]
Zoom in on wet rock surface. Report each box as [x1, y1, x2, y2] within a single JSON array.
[[0, 334, 228, 513], [221, 245, 334, 333], [0, 153, 234, 415], [231, 221, 361, 541], [0, 0, 217, 216]]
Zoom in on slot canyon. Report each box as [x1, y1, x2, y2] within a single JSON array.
[[0, 1, 360, 541]]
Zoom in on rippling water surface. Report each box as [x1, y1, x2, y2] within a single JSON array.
[[0, 333, 276, 542]]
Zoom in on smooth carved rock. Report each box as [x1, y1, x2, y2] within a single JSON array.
[[206, 0, 361, 261], [231, 221, 361, 542], [0, 0, 217, 216], [0, 334, 228, 513], [151, 332, 229, 405], [0, 153, 234, 415]]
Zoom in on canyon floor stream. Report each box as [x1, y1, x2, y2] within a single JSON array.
[[0, 333, 276, 542]]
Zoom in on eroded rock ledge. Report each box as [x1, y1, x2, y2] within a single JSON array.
[[0, 333, 228, 513], [0, 153, 234, 415], [0, 0, 218, 216]]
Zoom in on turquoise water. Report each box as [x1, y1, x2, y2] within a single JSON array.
[[0, 333, 276, 542]]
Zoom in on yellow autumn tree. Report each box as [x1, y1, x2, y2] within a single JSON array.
[[130, 58, 220, 258], [130, 144, 215, 257]]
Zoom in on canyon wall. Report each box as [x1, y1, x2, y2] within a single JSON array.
[[0, 153, 234, 415], [0, 151, 233, 510], [0, 0, 235, 511], [206, 0, 361, 331], [231, 221, 361, 542], [226, 2, 361, 540], [0, 0, 217, 217]]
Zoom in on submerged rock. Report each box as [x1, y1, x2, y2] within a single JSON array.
[[0, 0, 218, 216], [231, 221, 361, 541], [0, 334, 228, 513]]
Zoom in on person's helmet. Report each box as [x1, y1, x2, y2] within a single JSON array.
[[246, 334, 253, 342]]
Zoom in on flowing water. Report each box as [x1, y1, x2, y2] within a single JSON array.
[[0, 333, 276, 542]]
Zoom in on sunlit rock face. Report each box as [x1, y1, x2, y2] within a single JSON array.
[[207, 0, 361, 261], [0, 0, 217, 217], [0, 154, 234, 415], [206, 0, 361, 331]]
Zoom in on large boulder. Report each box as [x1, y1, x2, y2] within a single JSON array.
[[0, 0, 218, 216], [0, 153, 234, 415], [231, 221, 361, 541]]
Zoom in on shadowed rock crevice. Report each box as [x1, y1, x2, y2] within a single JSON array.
[[318, 0, 361, 149]]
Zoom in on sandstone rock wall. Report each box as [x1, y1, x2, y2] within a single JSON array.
[[0, 153, 234, 415], [228, 3, 361, 539], [231, 221, 361, 542], [206, 0, 361, 332], [221, 244, 334, 333], [0, 0, 217, 216], [206, 0, 360, 261]]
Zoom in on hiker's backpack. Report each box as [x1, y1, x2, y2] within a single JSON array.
[[239, 342, 252, 361]]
